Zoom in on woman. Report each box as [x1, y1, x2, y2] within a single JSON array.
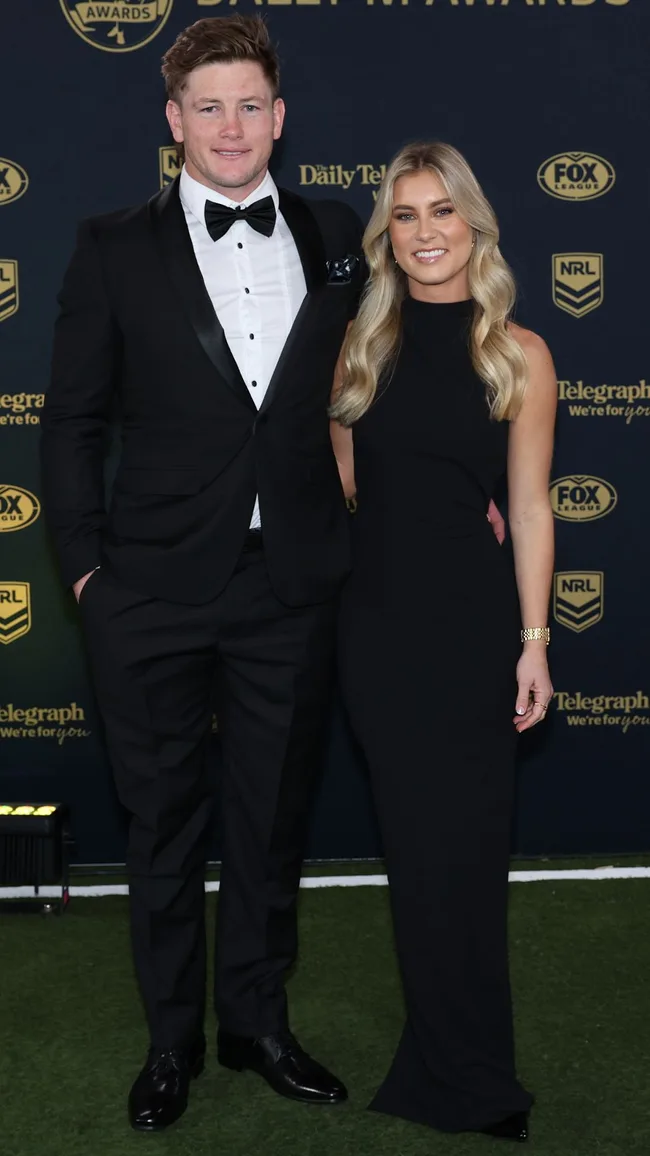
[[330, 142, 556, 1141]]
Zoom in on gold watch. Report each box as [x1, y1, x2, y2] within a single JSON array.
[[521, 627, 550, 645]]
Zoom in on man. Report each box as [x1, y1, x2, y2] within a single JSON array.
[[41, 15, 362, 1132]]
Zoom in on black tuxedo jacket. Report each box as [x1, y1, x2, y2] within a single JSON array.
[[41, 179, 365, 606]]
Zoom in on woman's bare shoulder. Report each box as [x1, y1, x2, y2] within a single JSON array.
[[507, 321, 553, 368]]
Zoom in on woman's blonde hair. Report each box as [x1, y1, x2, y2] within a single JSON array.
[[330, 141, 528, 426]]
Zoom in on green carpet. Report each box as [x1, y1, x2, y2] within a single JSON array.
[[1, 879, 649, 1156]]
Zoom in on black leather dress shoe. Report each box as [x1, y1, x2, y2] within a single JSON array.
[[128, 1038, 205, 1132], [479, 1112, 529, 1142], [217, 1029, 347, 1104]]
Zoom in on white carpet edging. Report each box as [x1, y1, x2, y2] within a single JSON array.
[[1, 865, 650, 899]]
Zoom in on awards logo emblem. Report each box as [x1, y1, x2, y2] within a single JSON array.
[[59, 0, 173, 53]]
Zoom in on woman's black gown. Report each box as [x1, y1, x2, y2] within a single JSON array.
[[338, 296, 533, 1132]]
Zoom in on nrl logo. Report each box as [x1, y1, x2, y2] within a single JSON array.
[[553, 254, 603, 318], [0, 582, 31, 646], [554, 572, 604, 633], [0, 261, 18, 321], [59, 0, 173, 53], [159, 146, 182, 189]]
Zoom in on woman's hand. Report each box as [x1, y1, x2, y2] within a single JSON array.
[[513, 644, 553, 732], [487, 499, 506, 544]]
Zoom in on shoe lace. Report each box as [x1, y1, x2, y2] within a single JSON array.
[[148, 1049, 185, 1075], [267, 1031, 302, 1061]]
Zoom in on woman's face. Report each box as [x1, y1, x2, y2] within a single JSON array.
[[388, 170, 474, 301]]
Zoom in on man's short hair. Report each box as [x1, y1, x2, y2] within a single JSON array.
[[162, 15, 281, 104]]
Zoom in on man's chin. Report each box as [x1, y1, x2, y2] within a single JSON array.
[[208, 164, 263, 192]]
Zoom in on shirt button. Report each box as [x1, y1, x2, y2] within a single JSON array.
[[249, 334, 254, 340], [244, 287, 250, 294], [251, 380, 258, 388], [237, 242, 243, 250]]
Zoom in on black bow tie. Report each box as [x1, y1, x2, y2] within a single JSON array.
[[204, 195, 276, 242]]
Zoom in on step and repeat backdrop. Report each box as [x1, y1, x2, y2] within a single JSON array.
[[1, 0, 648, 863]]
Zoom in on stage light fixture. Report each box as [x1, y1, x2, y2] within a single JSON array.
[[0, 803, 71, 914]]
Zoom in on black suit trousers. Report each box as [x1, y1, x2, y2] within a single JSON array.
[[79, 543, 336, 1049]]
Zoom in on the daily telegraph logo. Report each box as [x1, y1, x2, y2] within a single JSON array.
[[0, 159, 29, 208], [0, 486, 41, 534], [549, 475, 617, 522], [0, 394, 44, 427], [0, 703, 92, 743], [299, 164, 386, 198], [558, 379, 650, 423], [0, 261, 18, 321], [159, 146, 182, 189], [553, 254, 603, 318], [554, 690, 649, 734], [538, 153, 615, 202], [0, 582, 31, 646], [59, 0, 173, 52], [553, 572, 603, 633]]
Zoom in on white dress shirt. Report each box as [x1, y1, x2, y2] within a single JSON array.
[[179, 166, 307, 529]]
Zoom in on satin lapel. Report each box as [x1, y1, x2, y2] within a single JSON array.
[[259, 189, 327, 415], [149, 178, 255, 412]]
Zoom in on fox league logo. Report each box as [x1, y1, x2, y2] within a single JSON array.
[[553, 255, 603, 318], [59, 0, 173, 53], [0, 159, 29, 207], [554, 572, 604, 633], [549, 476, 617, 522], [0, 486, 41, 533], [538, 153, 615, 202], [0, 582, 31, 645]]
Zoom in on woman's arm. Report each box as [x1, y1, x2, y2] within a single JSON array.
[[329, 325, 356, 500], [507, 325, 557, 732], [330, 420, 356, 500]]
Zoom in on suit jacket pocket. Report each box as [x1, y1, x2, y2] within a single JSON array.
[[116, 467, 202, 495]]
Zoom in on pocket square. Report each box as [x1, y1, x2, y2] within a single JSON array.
[[326, 254, 359, 284]]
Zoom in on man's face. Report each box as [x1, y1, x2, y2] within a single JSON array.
[[166, 60, 285, 201]]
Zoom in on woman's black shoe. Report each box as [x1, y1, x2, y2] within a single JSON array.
[[479, 1112, 529, 1142]]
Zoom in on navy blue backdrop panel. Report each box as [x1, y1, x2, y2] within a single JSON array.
[[1, 0, 649, 864]]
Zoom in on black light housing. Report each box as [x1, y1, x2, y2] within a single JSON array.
[[0, 803, 71, 914]]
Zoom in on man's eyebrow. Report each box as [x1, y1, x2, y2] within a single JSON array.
[[193, 94, 267, 104]]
